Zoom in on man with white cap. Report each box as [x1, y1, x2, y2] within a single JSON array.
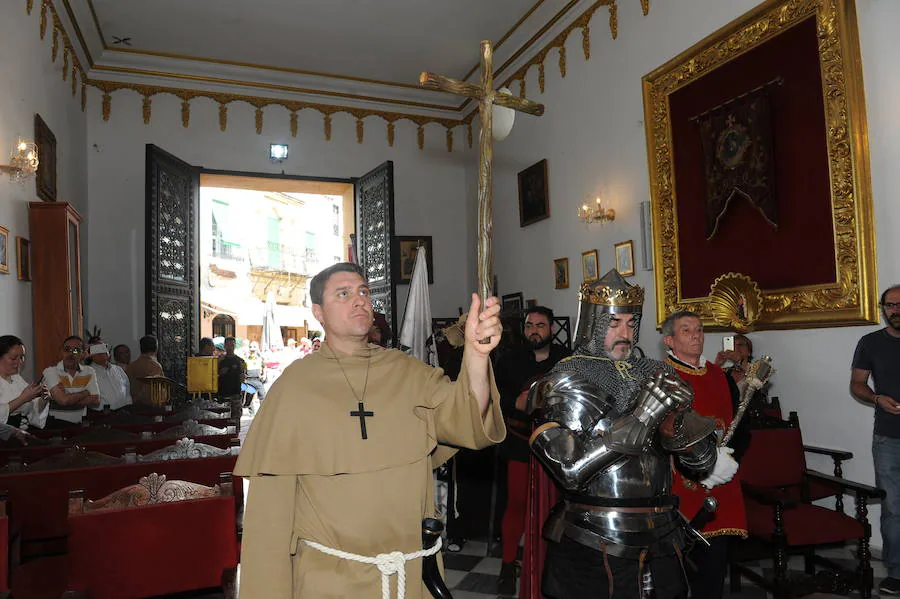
[[89, 341, 132, 411]]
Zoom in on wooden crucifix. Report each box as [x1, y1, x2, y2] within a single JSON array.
[[420, 40, 544, 307]]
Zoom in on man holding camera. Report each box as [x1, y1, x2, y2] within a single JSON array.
[[662, 311, 750, 599], [851, 284, 900, 595]]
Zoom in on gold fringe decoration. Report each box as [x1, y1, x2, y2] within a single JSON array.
[[519, 78, 526, 98], [26, 0, 34, 15], [559, 45, 567, 78], [417, 125, 424, 150], [142, 95, 152, 124], [641, 0, 649, 17], [62, 47, 69, 80], [608, 2, 618, 40], [52, 26, 59, 61], [255, 107, 264, 134], [387, 122, 395, 147], [446, 128, 453, 153], [102, 92, 111, 121], [467, 122, 473, 148], [71, 64, 77, 95], [81, 76, 87, 111], [538, 62, 545, 94], [181, 99, 190, 128], [356, 118, 364, 143], [219, 103, 228, 131], [290, 111, 298, 137], [582, 23, 591, 60], [40, 0, 48, 39], [324, 114, 332, 141]]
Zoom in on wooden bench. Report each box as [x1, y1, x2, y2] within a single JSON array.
[[63, 473, 238, 599]]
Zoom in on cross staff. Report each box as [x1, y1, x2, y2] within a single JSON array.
[[420, 40, 544, 306]]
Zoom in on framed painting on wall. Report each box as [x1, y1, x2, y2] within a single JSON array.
[[16, 237, 30, 281], [518, 159, 550, 227], [615, 241, 635, 277], [553, 257, 569, 289], [581, 250, 599, 282], [393, 236, 434, 284], [642, 0, 876, 329], [0, 226, 8, 275], [34, 113, 57, 202]]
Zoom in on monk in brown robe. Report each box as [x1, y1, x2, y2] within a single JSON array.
[[235, 262, 506, 598]]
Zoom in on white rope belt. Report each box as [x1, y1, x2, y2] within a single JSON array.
[[301, 537, 442, 599]]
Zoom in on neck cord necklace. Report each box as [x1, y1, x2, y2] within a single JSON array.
[[329, 344, 371, 406]]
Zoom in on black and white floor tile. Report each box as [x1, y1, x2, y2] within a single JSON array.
[[440, 539, 890, 598]]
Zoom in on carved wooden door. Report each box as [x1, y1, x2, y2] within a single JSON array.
[[355, 161, 397, 339], [145, 145, 199, 386]]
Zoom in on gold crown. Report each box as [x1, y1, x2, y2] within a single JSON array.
[[578, 269, 645, 307]]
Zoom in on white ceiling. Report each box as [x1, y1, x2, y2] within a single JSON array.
[[66, 0, 593, 117]]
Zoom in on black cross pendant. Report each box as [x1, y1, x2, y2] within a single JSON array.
[[350, 401, 375, 440]]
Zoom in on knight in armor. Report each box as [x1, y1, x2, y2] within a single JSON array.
[[525, 270, 738, 598]]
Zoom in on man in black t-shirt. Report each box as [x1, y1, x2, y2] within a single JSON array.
[[494, 306, 570, 595], [218, 336, 246, 399], [852, 284, 900, 595]]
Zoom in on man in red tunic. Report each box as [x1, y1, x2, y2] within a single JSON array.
[[661, 311, 751, 599]]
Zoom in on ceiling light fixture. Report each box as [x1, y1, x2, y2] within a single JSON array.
[[269, 143, 289, 163]]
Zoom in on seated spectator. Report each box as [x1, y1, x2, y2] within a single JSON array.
[[197, 337, 215, 357], [217, 337, 245, 401], [0, 335, 48, 431], [43, 335, 100, 425], [126, 335, 165, 406], [112, 343, 131, 366], [89, 342, 132, 411], [368, 312, 393, 348]]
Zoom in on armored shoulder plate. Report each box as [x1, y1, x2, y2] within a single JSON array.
[[525, 371, 614, 434]]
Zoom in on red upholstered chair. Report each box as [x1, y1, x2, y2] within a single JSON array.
[[63, 472, 239, 599], [731, 425, 884, 598]]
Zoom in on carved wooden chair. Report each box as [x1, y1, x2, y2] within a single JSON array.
[[730, 424, 884, 598], [64, 473, 239, 599], [157, 419, 235, 439]]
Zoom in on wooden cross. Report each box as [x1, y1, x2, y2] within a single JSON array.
[[350, 401, 374, 440], [420, 41, 544, 306]]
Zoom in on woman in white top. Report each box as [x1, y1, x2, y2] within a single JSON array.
[[0, 335, 48, 431]]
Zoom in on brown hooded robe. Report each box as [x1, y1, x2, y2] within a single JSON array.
[[234, 342, 505, 598]]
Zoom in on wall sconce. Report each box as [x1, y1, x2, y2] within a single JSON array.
[[0, 138, 39, 182], [578, 195, 616, 224]]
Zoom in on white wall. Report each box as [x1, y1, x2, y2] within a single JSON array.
[[0, 2, 88, 379], [85, 90, 474, 349], [489, 0, 900, 548]]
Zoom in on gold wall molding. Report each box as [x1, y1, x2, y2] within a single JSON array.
[[642, 0, 877, 329], [25, 0, 652, 151]]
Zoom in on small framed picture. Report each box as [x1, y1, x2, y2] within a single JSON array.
[[518, 159, 550, 227], [393, 236, 434, 284], [16, 237, 30, 281], [501, 292, 524, 315], [553, 257, 569, 289], [0, 226, 8, 275], [581, 249, 599, 282], [526, 298, 538, 309], [615, 240, 635, 277]]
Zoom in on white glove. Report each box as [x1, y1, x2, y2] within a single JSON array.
[[700, 446, 739, 489]]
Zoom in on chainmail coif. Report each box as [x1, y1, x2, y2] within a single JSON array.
[[552, 312, 673, 413]]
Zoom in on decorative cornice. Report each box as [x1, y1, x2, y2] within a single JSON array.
[[28, 0, 653, 151]]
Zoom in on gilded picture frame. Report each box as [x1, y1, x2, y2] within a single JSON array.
[[553, 257, 569, 290], [581, 250, 599, 282], [642, 0, 876, 330], [615, 241, 635, 277]]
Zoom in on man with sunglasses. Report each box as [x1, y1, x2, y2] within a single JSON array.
[[41, 335, 100, 426], [851, 284, 900, 595]]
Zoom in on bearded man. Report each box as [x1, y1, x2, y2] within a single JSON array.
[[494, 306, 571, 594], [524, 269, 737, 599], [851, 284, 900, 595]]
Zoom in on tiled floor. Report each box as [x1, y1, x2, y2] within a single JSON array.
[[441, 539, 889, 598]]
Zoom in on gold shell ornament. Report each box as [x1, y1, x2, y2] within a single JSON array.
[[708, 273, 764, 332]]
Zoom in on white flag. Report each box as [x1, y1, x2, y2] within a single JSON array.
[[399, 246, 439, 367]]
